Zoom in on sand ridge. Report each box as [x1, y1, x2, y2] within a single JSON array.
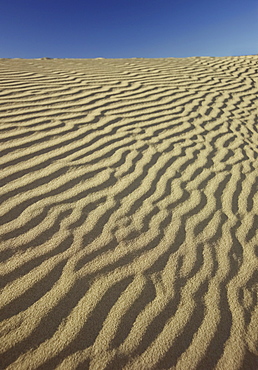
[[0, 56, 258, 369]]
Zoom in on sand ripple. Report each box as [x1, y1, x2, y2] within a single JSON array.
[[0, 56, 258, 369]]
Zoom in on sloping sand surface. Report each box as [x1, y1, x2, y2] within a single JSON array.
[[0, 56, 258, 369]]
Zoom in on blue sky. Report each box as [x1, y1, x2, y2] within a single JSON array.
[[0, 0, 257, 58]]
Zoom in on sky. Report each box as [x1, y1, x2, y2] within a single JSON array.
[[0, 0, 257, 59]]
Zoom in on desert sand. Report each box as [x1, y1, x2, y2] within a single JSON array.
[[0, 56, 258, 370]]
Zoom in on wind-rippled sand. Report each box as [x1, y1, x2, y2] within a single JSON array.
[[0, 56, 258, 369]]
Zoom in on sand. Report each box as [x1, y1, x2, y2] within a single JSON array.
[[0, 56, 258, 370]]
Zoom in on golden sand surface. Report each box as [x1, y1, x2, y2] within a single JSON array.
[[0, 56, 258, 369]]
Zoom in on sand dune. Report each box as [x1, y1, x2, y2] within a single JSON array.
[[0, 56, 258, 369]]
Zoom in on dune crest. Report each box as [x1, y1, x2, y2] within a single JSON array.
[[0, 56, 258, 369]]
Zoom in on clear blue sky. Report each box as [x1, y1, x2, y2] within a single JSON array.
[[0, 0, 257, 58]]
